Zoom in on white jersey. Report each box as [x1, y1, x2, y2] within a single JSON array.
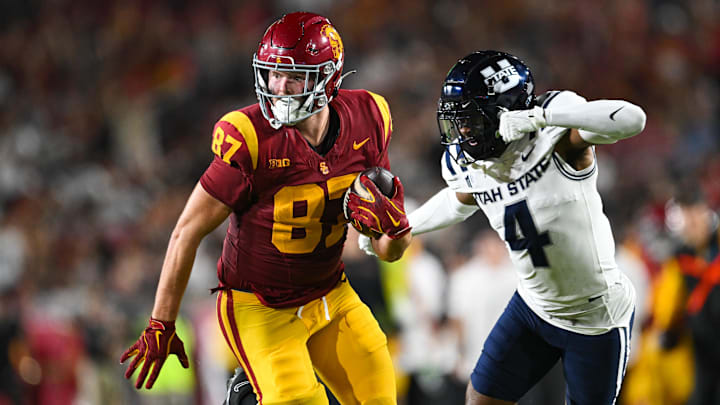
[[441, 90, 635, 335]]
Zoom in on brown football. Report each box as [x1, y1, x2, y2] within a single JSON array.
[[342, 167, 396, 238]]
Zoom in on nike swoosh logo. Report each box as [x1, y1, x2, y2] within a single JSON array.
[[609, 107, 623, 121], [521, 145, 535, 161], [386, 210, 401, 227], [353, 138, 370, 150]]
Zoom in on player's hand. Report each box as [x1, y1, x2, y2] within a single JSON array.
[[346, 176, 411, 239], [498, 105, 547, 142], [120, 317, 189, 389]]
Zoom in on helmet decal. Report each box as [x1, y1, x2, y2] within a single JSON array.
[[321, 24, 343, 60], [480, 59, 521, 95], [436, 50, 536, 163]]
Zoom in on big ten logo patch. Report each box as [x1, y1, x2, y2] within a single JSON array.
[[269, 158, 291, 169]]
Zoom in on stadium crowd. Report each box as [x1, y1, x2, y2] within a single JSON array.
[[0, 0, 718, 404]]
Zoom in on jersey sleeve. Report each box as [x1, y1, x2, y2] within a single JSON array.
[[199, 111, 259, 212], [200, 156, 252, 212], [366, 90, 393, 170], [537, 90, 588, 146]]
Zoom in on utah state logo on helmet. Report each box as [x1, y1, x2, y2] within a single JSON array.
[[437, 50, 535, 164]]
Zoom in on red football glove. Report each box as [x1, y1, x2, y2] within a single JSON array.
[[120, 317, 189, 389], [346, 175, 411, 239]]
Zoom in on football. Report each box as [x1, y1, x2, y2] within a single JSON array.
[[343, 167, 396, 238]]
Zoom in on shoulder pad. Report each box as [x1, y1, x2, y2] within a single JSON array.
[[365, 90, 393, 147], [211, 111, 260, 172]]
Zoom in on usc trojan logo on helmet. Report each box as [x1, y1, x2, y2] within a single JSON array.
[[321, 24, 343, 60]]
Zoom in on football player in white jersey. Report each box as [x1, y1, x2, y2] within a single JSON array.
[[361, 50, 646, 405]]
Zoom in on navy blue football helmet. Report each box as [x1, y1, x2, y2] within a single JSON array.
[[438, 51, 535, 163]]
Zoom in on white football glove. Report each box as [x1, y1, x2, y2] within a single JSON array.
[[357, 234, 377, 257], [498, 106, 547, 143]]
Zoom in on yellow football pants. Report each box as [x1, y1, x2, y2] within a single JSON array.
[[216, 278, 396, 405]]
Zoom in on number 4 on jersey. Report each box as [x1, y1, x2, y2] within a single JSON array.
[[503, 200, 551, 267]]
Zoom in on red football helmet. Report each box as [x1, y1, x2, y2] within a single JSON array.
[[253, 12, 346, 127]]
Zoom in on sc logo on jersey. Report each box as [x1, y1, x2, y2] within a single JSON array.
[[480, 59, 520, 95]]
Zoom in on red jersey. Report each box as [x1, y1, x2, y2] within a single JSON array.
[[200, 89, 393, 307]]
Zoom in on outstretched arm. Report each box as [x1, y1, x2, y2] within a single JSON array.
[[408, 188, 478, 235], [499, 95, 646, 164], [544, 99, 646, 144], [362, 189, 477, 257], [499, 96, 646, 146], [152, 182, 232, 320]]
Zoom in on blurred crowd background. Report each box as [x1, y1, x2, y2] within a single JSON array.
[[1, 0, 718, 404]]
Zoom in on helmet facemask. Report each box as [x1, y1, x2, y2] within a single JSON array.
[[253, 56, 340, 128], [438, 99, 508, 164]]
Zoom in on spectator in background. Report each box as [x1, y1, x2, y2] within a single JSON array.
[[393, 232, 460, 405], [0, 288, 25, 404], [649, 184, 720, 405], [447, 230, 517, 381]]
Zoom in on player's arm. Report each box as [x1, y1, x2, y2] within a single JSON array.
[[371, 232, 412, 262], [409, 189, 478, 235], [500, 92, 646, 166], [361, 189, 477, 257], [542, 98, 646, 145], [121, 183, 231, 389], [499, 94, 646, 147], [152, 182, 232, 320]]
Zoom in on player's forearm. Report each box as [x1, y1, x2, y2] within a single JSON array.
[[371, 232, 412, 262], [408, 187, 478, 235], [150, 183, 231, 321], [151, 229, 203, 321], [545, 100, 646, 144]]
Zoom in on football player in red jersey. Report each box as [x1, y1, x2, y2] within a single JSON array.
[[120, 12, 411, 405]]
